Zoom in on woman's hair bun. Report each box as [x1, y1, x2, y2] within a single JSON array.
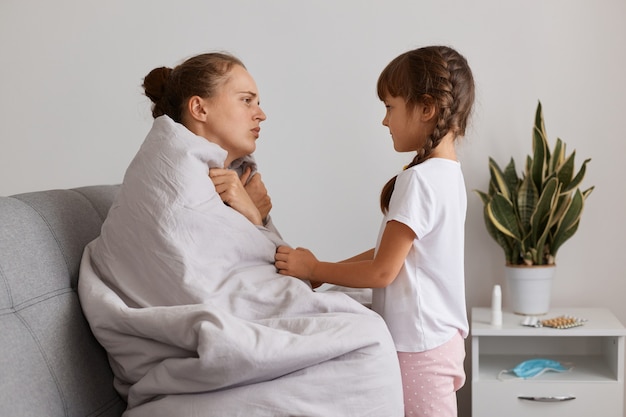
[[143, 66, 172, 104]]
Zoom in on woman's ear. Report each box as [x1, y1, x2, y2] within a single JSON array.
[[187, 96, 208, 122]]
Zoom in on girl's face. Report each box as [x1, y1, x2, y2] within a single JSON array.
[[202, 65, 267, 166], [381, 95, 431, 153]]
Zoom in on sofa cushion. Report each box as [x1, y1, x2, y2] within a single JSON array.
[[0, 186, 126, 417]]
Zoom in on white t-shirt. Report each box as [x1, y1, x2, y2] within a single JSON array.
[[371, 158, 469, 352]]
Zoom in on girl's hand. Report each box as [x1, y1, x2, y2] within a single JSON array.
[[275, 245, 319, 280], [209, 167, 263, 225]]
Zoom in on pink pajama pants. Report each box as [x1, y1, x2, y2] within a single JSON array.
[[397, 332, 466, 417]]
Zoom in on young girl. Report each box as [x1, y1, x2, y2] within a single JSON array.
[[275, 45, 475, 416]]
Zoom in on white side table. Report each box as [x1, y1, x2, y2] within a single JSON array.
[[471, 307, 625, 417]]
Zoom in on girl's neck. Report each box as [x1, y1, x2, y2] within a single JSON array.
[[430, 131, 457, 161]]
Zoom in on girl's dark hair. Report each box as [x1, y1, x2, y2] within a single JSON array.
[[142, 52, 245, 123], [377, 45, 475, 213]]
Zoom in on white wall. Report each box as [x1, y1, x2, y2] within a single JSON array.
[[2, 1, 625, 415]]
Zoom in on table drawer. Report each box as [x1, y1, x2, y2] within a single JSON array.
[[472, 381, 623, 417]]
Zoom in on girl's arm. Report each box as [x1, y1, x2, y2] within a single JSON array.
[[275, 220, 415, 288], [339, 248, 375, 263], [307, 249, 374, 289]]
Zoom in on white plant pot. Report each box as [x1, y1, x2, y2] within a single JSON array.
[[504, 264, 556, 315]]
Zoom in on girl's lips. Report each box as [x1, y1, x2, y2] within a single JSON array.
[[252, 127, 260, 138]]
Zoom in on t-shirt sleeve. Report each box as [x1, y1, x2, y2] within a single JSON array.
[[387, 169, 435, 239]]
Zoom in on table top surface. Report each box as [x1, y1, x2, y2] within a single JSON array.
[[471, 307, 626, 336]]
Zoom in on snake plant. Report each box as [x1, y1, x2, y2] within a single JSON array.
[[475, 101, 594, 265]]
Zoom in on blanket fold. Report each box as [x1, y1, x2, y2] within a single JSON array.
[[78, 116, 403, 416]]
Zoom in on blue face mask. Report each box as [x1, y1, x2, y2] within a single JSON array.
[[498, 358, 571, 380]]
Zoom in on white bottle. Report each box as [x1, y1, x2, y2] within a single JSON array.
[[491, 284, 502, 327]]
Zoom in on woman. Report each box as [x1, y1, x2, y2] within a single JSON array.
[[78, 52, 404, 417]]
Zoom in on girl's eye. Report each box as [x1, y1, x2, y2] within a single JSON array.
[[243, 97, 252, 104]]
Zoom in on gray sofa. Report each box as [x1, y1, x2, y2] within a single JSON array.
[[0, 185, 126, 417]]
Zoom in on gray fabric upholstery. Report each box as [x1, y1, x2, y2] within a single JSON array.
[[0, 185, 126, 417]]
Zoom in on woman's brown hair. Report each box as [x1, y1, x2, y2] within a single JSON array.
[[142, 52, 245, 123], [377, 46, 475, 213]]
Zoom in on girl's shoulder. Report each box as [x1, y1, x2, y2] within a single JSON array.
[[403, 158, 461, 176], [399, 159, 464, 195]]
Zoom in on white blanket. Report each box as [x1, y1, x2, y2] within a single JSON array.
[[78, 116, 403, 417]]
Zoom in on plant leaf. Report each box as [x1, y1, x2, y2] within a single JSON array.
[[531, 102, 548, 190], [503, 158, 519, 197], [482, 205, 517, 263], [563, 158, 591, 194], [582, 186, 595, 199], [517, 175, 538, 235], [530, 177, 558, 264], [550, 138, 564, 173], [488, 157, 511, 200], [551, 188, 584, 257], [487, 194, 522, 241], [474, 190, 490, 206], [555, 148, 575, 189]]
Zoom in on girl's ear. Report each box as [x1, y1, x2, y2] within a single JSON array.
[[420, 95, 437, 122], [187, 96, 208, 122]]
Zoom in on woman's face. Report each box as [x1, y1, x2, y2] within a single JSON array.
[[202, 65, 267, 166]]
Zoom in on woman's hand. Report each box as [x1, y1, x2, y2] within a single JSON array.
[[242, 169, 272, 222], [275, 245, 319, 280], [209, 167, 263, 225]]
